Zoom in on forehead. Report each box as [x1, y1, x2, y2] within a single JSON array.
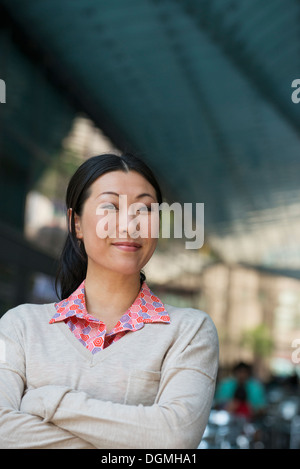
[[89, 170, 157, 198]]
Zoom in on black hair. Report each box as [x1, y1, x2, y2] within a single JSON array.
[[233, 362, 252, 375], [55, 152, 163, 300]]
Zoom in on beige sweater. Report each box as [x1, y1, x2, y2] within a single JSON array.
[[0, 301, 218, 449]]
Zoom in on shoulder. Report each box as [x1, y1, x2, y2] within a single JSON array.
[[0, 302, 56, 331], [165, 303, 213, 323], [165, 303, 218, 342], [247, 378, 266, 391], [215, 378, 237, 400], [217, 377, 236, 391]]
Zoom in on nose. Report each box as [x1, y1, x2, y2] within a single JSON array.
[[118, 195, 136, 237]]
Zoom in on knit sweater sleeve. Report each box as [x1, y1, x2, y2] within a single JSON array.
[[20, 313, 219, 449], [0, 309, 95, 449]]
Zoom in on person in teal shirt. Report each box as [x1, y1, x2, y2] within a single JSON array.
[[215, 362, 266, 419]]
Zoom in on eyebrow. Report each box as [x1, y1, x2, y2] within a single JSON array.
[[97, 191, 156, 200]]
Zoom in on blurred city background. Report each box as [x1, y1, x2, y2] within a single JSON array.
[[1, 0, 300, 449]]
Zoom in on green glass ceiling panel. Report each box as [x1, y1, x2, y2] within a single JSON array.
[[1, 0, 300, 267]]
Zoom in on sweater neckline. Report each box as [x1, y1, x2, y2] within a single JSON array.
[[46, 304, 137, 366]]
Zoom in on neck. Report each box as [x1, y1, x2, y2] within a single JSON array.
[[84, 267, 141, 322]]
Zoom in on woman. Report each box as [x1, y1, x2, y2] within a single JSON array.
[[0, 153, 218, 449]]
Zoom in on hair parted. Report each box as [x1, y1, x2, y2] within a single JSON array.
[[55, 152, 162, 300]]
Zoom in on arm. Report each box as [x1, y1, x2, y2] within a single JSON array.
[[21, 316, 219, 449], [0, 310, 95, 449]]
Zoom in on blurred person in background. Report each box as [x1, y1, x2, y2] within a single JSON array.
[[215, 361, 266, 420], [0, 153, 218, 449]]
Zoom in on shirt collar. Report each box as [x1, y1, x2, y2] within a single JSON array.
[[50, 280, 170, 328]]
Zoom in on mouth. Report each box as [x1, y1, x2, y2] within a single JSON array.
[[111, 241, 142, 252]]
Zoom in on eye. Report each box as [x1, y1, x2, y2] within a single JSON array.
[[138, 205, 151, 213], [99, 203, 118, 211], [130, 203, 152, 214]]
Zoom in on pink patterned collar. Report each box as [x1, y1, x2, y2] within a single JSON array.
[[50, 281, 170, 329]]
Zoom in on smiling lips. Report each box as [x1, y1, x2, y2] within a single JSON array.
[[111, 241, 142, 252]]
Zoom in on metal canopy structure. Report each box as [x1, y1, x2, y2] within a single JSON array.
[[1, 0, 300, 271]]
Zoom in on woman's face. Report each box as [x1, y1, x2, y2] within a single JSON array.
[[73, 170, 159, 278]]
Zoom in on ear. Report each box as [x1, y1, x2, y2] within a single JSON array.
[[68, 208, 83, 239]]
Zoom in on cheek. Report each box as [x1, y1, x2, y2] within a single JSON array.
[[95, 212, 118, 239]]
